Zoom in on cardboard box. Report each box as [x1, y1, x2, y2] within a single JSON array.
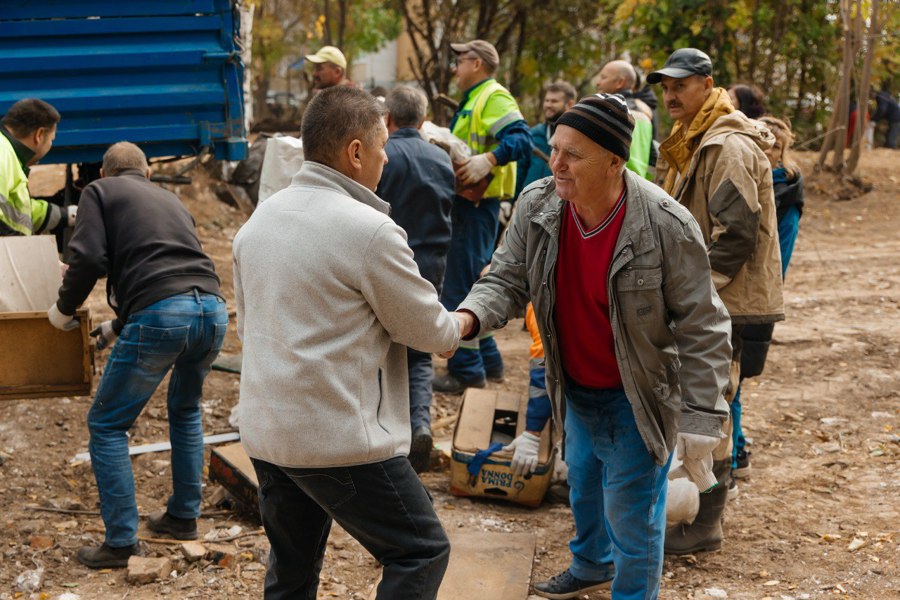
[[449, 388, 555, 507], [0, 237, 92, 400], [208, 442, 259, 511]]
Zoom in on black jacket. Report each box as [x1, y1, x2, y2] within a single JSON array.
[[774, 172, 804, 223], [56, 169, 221, 331], [377, 128, 455, 293]]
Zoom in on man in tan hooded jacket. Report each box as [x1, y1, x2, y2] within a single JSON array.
[[649, 48, 784, 555]]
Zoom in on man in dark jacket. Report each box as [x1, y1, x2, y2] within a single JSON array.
[[873, 88, 900, 148], [515, 81, 577, 196], [377, 86, 456, 472], [48, 142, 228, 568]]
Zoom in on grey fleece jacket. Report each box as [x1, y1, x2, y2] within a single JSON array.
[[233, 161, 460, 468]]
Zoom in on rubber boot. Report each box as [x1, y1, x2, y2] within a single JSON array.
[[664, 459, 730, 555]]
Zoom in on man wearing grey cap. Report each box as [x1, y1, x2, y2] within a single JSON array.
[[451, 94, 732, 600], [648, 48, 784, 555], [432, 39, 532, 394]]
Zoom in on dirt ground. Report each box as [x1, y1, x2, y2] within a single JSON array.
[[1, 150, 897, 600]]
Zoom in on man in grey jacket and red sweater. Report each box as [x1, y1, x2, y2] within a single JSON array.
[[48, 142, 227, 568], [233, 86, 464, 600], [453, 94, 732, 600]]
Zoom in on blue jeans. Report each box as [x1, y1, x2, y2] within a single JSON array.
[[441, 196, 503, 381], [732, 205, 801, 463], [252, 456, 450, 600], [408, 348, 433, 430], [88, 292, 227, 547], [564, 383, 670, 600]]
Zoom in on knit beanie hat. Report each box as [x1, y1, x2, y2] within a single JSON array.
[[555, 93, 634, 160]]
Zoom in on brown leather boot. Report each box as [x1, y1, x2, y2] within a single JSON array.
[[664, 459, 730, 555]]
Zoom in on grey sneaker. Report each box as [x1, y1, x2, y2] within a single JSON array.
[[533, 569, 613, 599]]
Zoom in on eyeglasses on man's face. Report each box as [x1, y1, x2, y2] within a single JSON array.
[[451, 55, 479, 68]]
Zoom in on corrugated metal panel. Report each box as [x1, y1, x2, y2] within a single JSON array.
[[0, 0, 247, 164]]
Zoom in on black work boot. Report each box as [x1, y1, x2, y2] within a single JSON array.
[[409, 425, 433, 473], [76, 542, 141, 569], [432, 372, 485, 394], [665, 459, 730, 555], [147, 511, 198, 540]]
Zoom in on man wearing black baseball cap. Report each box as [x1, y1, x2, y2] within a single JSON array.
[[450, 93, 732, 600], [649, 49, 785, 556]]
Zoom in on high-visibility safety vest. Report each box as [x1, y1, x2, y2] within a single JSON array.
[[451, 78, 524, 200], [626, 112, 654, 181], [0, 131, 48, 235]]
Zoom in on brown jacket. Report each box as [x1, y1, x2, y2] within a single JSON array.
[[658, 89, 784, 324]]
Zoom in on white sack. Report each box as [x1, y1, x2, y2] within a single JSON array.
[[258, 134, 304, 204]]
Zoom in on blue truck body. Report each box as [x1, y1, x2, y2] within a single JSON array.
[[0, 0, 248, 165]]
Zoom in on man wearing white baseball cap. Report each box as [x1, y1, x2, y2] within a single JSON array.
[[305, 45, 351, 90]]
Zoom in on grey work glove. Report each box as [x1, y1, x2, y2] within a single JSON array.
[[456, 153, 494, 185], [668, 432, 722, 493], [503, 431, 541, 477], [48, 303, 79, 331], [90, 320, 118, 351]]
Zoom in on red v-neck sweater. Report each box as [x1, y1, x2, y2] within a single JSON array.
[[554, 190, 627, 389]]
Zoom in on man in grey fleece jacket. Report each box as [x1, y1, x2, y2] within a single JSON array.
[[233, 86, 464, 600]]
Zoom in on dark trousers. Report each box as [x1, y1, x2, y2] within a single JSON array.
[[408, 348, 434, 430], [252, 456, 450, 600]]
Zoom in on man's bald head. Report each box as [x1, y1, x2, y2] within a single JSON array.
[[102, 142, 149, 177], [596, 60, 637, 94]]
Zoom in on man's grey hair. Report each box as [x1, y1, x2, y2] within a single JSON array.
[[102, 142, 148, 176], [302, 86, 386, 166], [385, 86, 428, 129]]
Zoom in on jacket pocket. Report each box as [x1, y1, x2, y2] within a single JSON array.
[[616, 266, 664, 324]]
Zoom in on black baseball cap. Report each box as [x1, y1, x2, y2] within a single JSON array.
[[646, 48, 712, 84]]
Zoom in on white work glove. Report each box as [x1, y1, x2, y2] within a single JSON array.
[[66, 205, 78, 227], [503, 431, 541, 477], [668, 432, 721, 493], [498, 200, 513, 227], [90, 320, 118, 351], [48, 303, 79, 331], [456, 153, 494, 185]]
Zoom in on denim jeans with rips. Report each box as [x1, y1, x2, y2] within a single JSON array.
[[252, 456, 450, 600], [88, 292, 227, 547], [564, 382, 671, 600]]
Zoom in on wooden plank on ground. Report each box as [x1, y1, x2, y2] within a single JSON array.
[[367, 531, 536, 599]]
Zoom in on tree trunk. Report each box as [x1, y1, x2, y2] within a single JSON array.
[[846, 0, 880, 174], [748, 0, 761, 81], [322, 0, 333, 45], [818, 0, 853, 170]]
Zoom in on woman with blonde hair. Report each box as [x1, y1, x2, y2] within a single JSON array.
[[730, 115, 804, 488]]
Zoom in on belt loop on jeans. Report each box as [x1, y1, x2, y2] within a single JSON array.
[[193, 288, 200, 303]]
